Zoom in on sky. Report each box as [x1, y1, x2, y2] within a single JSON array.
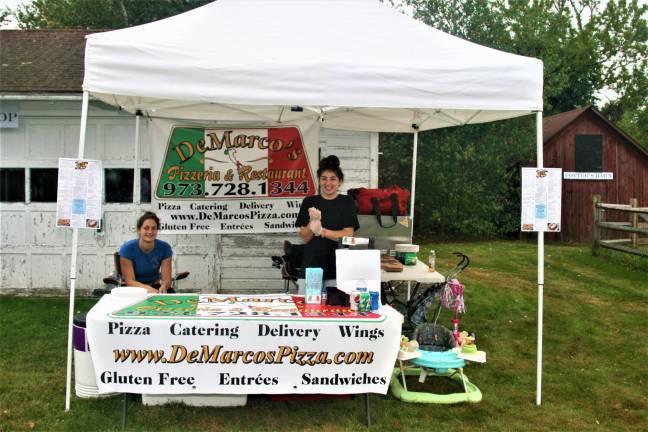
[[2, 0, 26, 7], [1, 0, 26, 11], [1, 0, 26, 28]]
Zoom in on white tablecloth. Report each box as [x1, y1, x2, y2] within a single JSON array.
[[86, 294, 403, 395], [381, 260, 445, 283]]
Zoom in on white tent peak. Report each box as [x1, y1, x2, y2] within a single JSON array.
[[83, 0, 543, 131]]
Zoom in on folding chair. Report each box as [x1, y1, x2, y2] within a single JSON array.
[[93, 252, 189, 297], [271, 241, 303, 293]]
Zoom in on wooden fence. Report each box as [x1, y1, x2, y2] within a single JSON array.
[[592, 195, 648, 257]]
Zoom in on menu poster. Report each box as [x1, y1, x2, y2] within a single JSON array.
[[196, 295, 300, 318], [521, 168, 562, 232], [56, 158, 102, 229]]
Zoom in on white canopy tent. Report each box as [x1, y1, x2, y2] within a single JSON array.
[[83, 0, 541, 130], [66, 0, 546, 410]]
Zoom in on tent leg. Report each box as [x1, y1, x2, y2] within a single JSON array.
[[409, 129, 419, 241], [405, 129, 419, 304], [537, 234, 544, 406], [535, 111, 544, 406], [65, 91, 89, 412], [364, 393, 371, 427], [64, 230, 78, 411], [122, 393, 129, 429], [133, 111, 141, 210]]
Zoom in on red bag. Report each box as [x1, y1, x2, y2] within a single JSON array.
[[348, 186, 410, 217]]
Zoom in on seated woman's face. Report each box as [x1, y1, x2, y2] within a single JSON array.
[[319, 170, 341, 198], [139, 218, 159, 243]]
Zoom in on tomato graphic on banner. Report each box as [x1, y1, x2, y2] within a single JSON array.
[[156, 126, 315, 200]]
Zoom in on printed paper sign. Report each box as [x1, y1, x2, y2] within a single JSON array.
[[149, 119, 320, 234], [56, 158, 102, 229], [521, 168, 562, 232], [195, 295, 300, 318]]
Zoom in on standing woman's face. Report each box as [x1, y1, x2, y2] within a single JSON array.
[[319, 169, 341, 199], [138, 218, 159, 244]]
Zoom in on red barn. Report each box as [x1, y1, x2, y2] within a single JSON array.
[[543, 106, 648, 243]]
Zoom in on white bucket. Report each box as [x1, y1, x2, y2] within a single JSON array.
[[73, 314, 116, 398]]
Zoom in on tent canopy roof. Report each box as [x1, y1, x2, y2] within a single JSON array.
[[83, 0, 543, 132]]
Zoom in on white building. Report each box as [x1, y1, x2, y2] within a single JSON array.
[[0, 30, 377, 295]]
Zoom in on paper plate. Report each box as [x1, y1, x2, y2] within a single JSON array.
[[397, 350, 422, 361], [457, 350, 487, 363]]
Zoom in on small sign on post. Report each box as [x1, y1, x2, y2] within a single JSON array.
[[563, 172, 613, 180], [56, 158, 103, 229], [521, 168, 562, 232], [0, 102, 19, 128]]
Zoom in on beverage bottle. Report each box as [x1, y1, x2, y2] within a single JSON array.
[[321, 287, 327, 306], [357, 279, 370, 312], [350, 279, 367, 311], [357, 279, 367, 292], [428, 250, 436, 272]]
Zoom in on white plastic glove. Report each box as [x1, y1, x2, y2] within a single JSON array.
[[308, 207, 322, 236], [308, 207, 321, 221], [309, 219, 322, 236]]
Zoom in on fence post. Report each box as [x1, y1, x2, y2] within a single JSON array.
[[592, 194, 601, 256], [630, 198, 638, 249]]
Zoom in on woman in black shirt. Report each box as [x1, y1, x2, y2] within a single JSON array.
[[295, 155, 359, 284]]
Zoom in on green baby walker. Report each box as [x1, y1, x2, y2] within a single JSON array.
[[390, 255, 484, 404], [391, 324, 482, 404]]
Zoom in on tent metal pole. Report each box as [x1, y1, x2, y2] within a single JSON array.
[[535, 110, 544, 406], [65, 91, 89, 411], [409, 130, 419, 241], [133, 112, 141, 210], [405, 129, 419, 301]]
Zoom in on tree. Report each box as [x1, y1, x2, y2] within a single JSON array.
[[9, 0, 211, 30], [404, 0, 647, 142], [594, 0, 648, 131], [380, 118, 535, 238], [382, 1, 647, 238]]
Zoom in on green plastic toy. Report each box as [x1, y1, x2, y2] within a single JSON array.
[[390, 350, 482, 404]]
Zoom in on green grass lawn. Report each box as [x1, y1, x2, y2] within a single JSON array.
[[1, 241, 647, 431]]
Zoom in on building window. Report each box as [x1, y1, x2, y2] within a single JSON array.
[[105, 168, 134, 203], [0, 168, 25, 202], [575, 134, 603, 172], [105, 168, 151, 203], [141, 168, 151, 203], [30, 168, 58, 202]]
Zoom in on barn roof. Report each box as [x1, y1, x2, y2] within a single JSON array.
[[543, 106, 647, 157], [0, 29, 98, 93]]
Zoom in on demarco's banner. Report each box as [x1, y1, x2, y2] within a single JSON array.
[[149, 118, 320, 233], [86, 294, 403, 395]]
